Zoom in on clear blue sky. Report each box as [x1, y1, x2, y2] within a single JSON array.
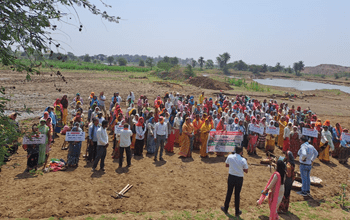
[[52, 0, 350, 67]]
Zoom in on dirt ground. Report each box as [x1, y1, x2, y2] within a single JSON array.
[[1, 69, 350, 219]]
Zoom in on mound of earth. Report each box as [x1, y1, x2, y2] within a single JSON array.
[[303, 64, 350, 76], [187, 76, 232, 90]]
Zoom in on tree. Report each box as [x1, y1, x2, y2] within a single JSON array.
[[139, 60, 145, 67], [83, 54, 91, 62], [198, 57, 205, 69], [146, 57, 154, 70], [293, 61, 305, 76], [157, 61, 172, 73], [191, 60, 197, 68], [184, 64, 195, 78], [221, 52, 231, 65], [275, 62, 282, 72], [107, 56, 114, 66], [118, 58, 128, 66], [216, 56, 224, 68], [205, 59, 214, 69], [261, 64, 268, 73], [169, 57, 179, 66], [0, 1, 120, 80], [67, 52, 76, 61]]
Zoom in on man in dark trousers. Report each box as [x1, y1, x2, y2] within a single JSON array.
[[92, 120, 109, 172], [221, 146, 248, 217]]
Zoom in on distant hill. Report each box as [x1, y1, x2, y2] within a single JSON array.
[[302, 64, 350, 75]]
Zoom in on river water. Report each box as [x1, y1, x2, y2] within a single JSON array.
[[254, 78, 350, 94]]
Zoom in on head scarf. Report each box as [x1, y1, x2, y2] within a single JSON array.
[[136, 117, 144, 127], [323, 120, 330, 126], [287, 151, 295, 167], [148, 117, 154, 124], [90, 92, 95, 99], [43, 111, 49, 120]]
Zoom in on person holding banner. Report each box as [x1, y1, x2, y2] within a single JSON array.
[[283, 122, 292, 153], [199, 119, 212, 158], [289, 126, 301, 158], [88, 118, 100, 163], [319, 126, 334, 163], [339, 129, 350, 164], [247, 118, 258, 155], [67, 122, 83, 167], [24, 124, 40, 171], [216, 117, 227, 156], [37, 119, 49, 166]]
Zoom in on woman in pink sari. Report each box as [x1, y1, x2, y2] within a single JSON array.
[[258, 160, 285, 220]]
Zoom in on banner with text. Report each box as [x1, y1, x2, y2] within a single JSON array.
[[114, 125, 124, 134], [22, 134, 46, 145], [65, 132, 85, 142], [342, 132, 350, 142], [207, 131, 243, 153], [249, 124, 264, 135], [266, 126, 280, 135], [302, 128, 318, 138]]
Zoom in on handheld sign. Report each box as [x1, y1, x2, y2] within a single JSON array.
[[65, 131, 85, 142], [342, 132, 350, 142], [302, 128, 318, 138], [114, 125, 124, 134], [249, 124, 264, 135], [266, 126, 280, 135], [207, 131, 243, 153], [22, 134, 46, 145]]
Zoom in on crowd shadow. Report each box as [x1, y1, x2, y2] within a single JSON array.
[[200, 156, 226, 164], [90, 170, 106, 178], [320, 161, 337, 168], [133, 154, 144, 161], [65, 166, 78, 172], [279, 211, 301, 219], [14, 171, 37, 180], [340, 163, 350, 169], [179, 156, 194, 163], [153, 160, 167, 167], [165, 151, 175, 156], [115, 166, 129, 174]]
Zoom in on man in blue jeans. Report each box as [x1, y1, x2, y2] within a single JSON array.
[[297, 136, 318, 197]]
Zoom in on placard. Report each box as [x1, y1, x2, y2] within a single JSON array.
[[207, 131, 243, 153], [115, 125, 124, 134], [65, 132, 85, 142], [266, 126, 280, 135], [22, 134, 46, 145], [302, 128, 318, 138], [342, 132, 350, 142], [249, 124, 264, 135]]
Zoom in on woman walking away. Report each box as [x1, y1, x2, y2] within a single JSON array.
[[135, 117, 146, 156], [279, 151, 295, 213], [67, 122, 83, 167], [258, 160, 285, 220]]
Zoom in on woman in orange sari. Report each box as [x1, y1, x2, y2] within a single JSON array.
[[200, 119, 212, 158], [192, 114, 203, 150], [216, 117, 226, 156], [278, 116, 287, 149], [179, 117, 194, 158]]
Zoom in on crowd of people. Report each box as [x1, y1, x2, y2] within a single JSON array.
[[6, 90, 350, 219]]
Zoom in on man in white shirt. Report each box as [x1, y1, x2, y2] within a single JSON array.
[[98, 91, 107, 117], [221, 146, 248, 217], [154, 116, 168, 161], [97, 112, 105, 126], [92, 120, 109, 172], [88, 118, 100, 162], [297, 136, 318, 197], [118, 123, 133, 167]]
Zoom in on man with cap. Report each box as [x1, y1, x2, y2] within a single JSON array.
[[154, 116, 168, 161], [297, 136, 318, 196]]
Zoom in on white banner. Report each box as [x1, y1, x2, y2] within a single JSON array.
[[22, 134, 46, 145], [342, 132, 350, 142], [249, 124, 264, 135], [115, 125, 124, 134], [266, 126, 280, 135], [65, 132, 86, 142], [302, 128, 318, 138]]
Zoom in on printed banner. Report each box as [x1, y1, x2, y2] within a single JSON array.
[[266, 126, 280, 135], [22, 134, 46, 145], [207, 131, 243, 153], [302, 128, 318, 138], [65, 132, 86, 142], [249, 124, 264, 135], [342, 132, 350, 142]]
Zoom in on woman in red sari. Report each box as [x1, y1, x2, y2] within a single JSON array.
[[165, 115, 175, 153], [216, 117, 226, 156], [289, 126, 301, 158]]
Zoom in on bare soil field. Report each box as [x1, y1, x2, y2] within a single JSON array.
[[1, 69, 350, 220]]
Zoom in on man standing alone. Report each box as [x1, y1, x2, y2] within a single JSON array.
[[154, 116, 168, 161], [298, 136, 318, 196], [92, 120, 109, 172], [221, 146, 248, 217]]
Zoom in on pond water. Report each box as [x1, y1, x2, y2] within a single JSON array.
[[254, 78, 350, 94]]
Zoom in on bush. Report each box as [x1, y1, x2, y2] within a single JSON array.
[[184, 64, 195, 78]]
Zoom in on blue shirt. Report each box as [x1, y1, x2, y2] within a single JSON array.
[[89, 124, 100, 142], [340, 139, 349, 148]]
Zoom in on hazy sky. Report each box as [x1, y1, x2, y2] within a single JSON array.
[[52, 0, 350, 67]]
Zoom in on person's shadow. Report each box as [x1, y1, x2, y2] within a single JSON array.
[[115, 166, 129, 174], [90, 170, 106, 178], [153, 160, 167, 167]]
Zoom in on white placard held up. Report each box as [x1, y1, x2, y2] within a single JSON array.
[[342, 132, 350, 142], [115, 125, 124, 134], [266, 126, 280, 135], [302, 128, 318, 138], [249, 124, 264, 135], [65, 132, 85, 142], [22, 134, 46, 145]]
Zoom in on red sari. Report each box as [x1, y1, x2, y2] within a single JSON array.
[[289, 133, 300, 158], [165, 129, 175, 153]]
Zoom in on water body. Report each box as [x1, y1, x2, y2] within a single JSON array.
[[254, 78, 350, 94]]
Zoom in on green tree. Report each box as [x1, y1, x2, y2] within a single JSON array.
[[191, 60, 197, 68], [184, 64, 195, 78], [83, 54, 91, 62], [157, 61, 172, 73], [146, 57, 154, 70], [139, 60, 145, 67], [170, 57, 179, 66], [221, 52, 231, 65], [163, 56, 170, 63], [275, 62, 282, 72], [293, 61, 305, 76], [67, 52, 76, 61], [118, 58, 128, 66], [198, 57, 205, 69], [216, 52, 231, 71], [261, 64, 268, 73], [205, 59, 214, 69], [107, 56, 114, 66], [216, 56, 224, 68]]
